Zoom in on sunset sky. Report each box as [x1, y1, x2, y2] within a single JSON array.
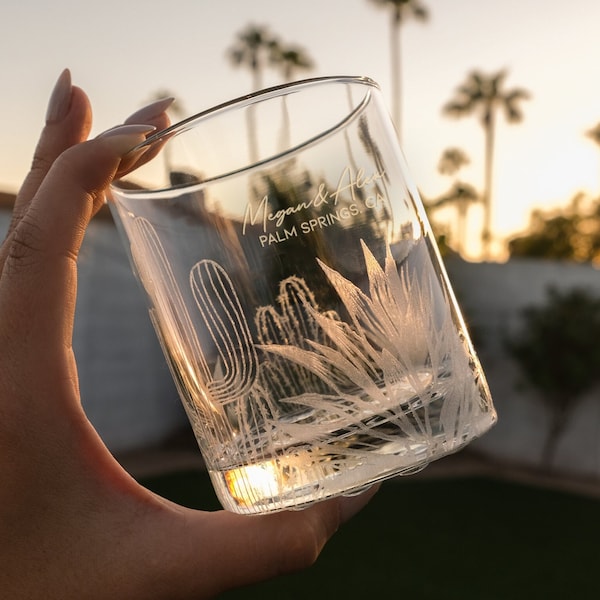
[[2, 0, 600, 259]]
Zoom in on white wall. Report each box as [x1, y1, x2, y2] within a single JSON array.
[[446, 257, 600, 477], [73, 219, 188, 452]]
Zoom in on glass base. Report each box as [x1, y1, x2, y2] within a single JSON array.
[[208, 410, 496, 514]]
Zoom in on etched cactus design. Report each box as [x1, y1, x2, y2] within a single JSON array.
[[190, 259, 258, 402], [130, 214, 487, 471], [132, 218, 259, 406], [254, 277, 336, 415], [128, 216, 240, 446]]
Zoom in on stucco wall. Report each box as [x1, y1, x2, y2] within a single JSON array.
[[73, 219, 188, 452], [446, 256, 600, 477]]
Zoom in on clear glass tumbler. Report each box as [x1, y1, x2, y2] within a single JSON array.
[[109, 76, 496, 514]]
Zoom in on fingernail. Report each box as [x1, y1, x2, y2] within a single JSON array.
[[98, 123, 157, 139], [125, 97, 175, 124], [45, 68, 72, 124], [97, 124, 156, 154]]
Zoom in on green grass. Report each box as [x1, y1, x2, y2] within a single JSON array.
[[141, 469, 600, 599]]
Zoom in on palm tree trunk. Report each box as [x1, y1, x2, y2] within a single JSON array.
[[278, 96, 291, 153], [390, 9, 402, 142], [482, 111, 495, 259], [456, 203, 467, 255], [247, 64, 263, 163], [252, 64, 263, 92]]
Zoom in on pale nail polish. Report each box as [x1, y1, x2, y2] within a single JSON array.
[[97, 124, 156, 155], [98, 123, 157, 139], [45, 68, 72, 124], [125, 97, 175, 124]]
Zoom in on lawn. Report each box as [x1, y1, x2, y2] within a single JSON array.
[[141, 468, 600, 599]]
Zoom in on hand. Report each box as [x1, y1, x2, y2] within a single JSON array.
[[0, 70, 377, 600]]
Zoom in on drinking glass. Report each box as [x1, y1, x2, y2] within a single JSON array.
[[109, 76, 496, 514]]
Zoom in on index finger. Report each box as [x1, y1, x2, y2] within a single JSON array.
[[0, 127, 154, 361], [7, 69, 92, 239]]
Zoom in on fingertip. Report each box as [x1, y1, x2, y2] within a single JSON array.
[[124, 97, 175, 125], [96, 124, 156, 155], [339, 483, 380, 524], [45, 68, 72, 124]]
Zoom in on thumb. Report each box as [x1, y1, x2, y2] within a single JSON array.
[[154, 487, 379, 598]]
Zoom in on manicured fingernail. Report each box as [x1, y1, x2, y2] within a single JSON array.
[[125, 97, 175, 124], [98, 123, 157, 139], [97, 124, 156, 154], [45, 68, 72, 124]]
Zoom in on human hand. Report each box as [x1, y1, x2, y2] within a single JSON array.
[[0, 70, 377, 600]]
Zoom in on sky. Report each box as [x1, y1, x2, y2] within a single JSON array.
[[2, 0, 600, 260]]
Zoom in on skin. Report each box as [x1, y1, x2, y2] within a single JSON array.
[[0, 76, 377, 599]]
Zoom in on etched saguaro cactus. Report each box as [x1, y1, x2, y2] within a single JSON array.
[[255, 277, 337, 417], [190, 259, 258, 402], [128, 216, 239, 447]]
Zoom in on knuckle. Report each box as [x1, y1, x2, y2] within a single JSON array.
[[285, 536, 321, 572], [29, 150, 55, 181], [276, 519, 325, 574], [4, 214, 46, 275]]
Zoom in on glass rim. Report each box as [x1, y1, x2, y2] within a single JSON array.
[[111, 75, 380, 193], [140, 75, 378, 148]]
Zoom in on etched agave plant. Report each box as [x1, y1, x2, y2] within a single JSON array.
[[256, 240, 483, 451]]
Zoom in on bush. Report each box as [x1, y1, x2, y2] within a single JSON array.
[[506, 286, 600, 465]]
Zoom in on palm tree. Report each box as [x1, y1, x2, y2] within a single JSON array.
[[269, 44, 315, 151], [227, 24, 280, 162], [428, 182, 479, 256], [427, 147, 479, 255], [368, 0, 429, 142], [227, 24, 279, 92], [437, 146, 470, 176], [270, 44, 314, 83], [443, 69, 529, 258]]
